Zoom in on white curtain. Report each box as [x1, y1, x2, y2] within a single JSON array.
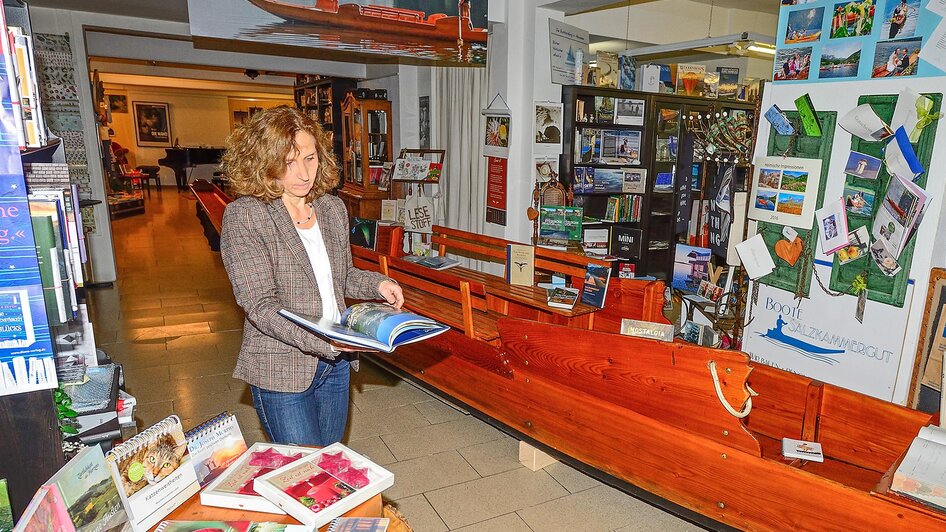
[[431, 67, 488, 234]]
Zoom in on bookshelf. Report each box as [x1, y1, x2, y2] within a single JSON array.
[[293, 75, 356, 170], [561, 86, 754, 280], [338, 93, 392, 219]]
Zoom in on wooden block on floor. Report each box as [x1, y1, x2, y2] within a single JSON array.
[[519, 441, 557, 471]]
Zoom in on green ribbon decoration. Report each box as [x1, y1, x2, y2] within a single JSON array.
[[910, 96, 943, 143]]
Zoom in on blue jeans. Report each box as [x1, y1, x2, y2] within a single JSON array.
[[250, 357, 350, 446]]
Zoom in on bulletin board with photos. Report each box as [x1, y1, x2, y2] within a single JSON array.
[[755, 110, 838, 297], [828, 92, 942, 306]]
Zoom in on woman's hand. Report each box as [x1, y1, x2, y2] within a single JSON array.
[[378, 280, 404, 309]]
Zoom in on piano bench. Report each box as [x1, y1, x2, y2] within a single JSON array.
[[136, 165, 162, 193]]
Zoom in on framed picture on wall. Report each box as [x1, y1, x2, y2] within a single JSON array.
[[108, 94, 127, 113], [133, 101, 171, 147]]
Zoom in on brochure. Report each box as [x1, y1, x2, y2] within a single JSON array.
[[279, 303, 449, 353]]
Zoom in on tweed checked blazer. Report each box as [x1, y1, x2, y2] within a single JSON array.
[[220, 194, 390, 393]]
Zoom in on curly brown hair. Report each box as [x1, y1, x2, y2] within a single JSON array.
[[223, 106, 338, 202]]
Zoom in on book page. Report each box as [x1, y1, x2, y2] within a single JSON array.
[[893, 435, 946, 508], [918, 425, 946, 446]]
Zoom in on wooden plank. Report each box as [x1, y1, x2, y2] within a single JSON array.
[[499, 319, 760, 455], [591, 278, 670, 332], [801, 382, 824, 442], [818, 385, 932, 473], [745, 364, 809, 442]]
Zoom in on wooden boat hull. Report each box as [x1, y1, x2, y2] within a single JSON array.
[[248, 0, 488, 43], [368, 319, 941, 531]]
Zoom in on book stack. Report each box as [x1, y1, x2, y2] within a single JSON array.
[[604, 194, 642, 223]]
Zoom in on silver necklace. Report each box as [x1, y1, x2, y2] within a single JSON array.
[[294, 204, 313, 225]]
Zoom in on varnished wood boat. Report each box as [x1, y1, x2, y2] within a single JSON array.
[[247, 0, 488, 43]]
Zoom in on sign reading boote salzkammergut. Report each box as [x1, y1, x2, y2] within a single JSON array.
[[743, 280, 910, 400]]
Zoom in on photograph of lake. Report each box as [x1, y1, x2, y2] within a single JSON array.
[[819, 41, 861, 79]]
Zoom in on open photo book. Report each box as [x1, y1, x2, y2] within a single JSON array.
[[279, 302, 449, 353]]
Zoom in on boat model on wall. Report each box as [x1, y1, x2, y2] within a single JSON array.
[[247, 0, 488, 43]]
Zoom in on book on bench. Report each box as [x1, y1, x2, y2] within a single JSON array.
[[279, 302, 449, 353], [891, 424, 946, 511]]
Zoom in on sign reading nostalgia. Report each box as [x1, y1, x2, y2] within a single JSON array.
[[188, 0, 489, 65]]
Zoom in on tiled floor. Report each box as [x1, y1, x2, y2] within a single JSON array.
[[88, 190, 699, 531]]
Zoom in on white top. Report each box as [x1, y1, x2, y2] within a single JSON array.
[[295, 219, 341, 324]]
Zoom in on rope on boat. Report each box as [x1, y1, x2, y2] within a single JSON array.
[[707, 359, 758, 419]]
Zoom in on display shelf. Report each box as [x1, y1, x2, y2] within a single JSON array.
[[293, 75, 356, 169], [562, 86, 754, 280]]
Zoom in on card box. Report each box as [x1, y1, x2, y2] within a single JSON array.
[[254, 443, 395, 528], [200, 442, 317, 514]]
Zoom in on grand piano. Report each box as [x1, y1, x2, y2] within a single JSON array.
[[158, 147, 225, 191]]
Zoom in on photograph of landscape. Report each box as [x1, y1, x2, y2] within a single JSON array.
[[779, 170, 809, 192], [777, 192, 805, 215], [756, 190, 778, 211], [819, 40, 861, 79], [759, 168, 782, 189]]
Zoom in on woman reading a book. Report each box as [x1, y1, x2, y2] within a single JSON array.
[[220, 106, 403, 447]]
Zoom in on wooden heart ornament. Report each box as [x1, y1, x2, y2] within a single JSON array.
[[774, 237, 803, 267]]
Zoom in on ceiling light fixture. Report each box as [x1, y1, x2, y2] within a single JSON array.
[[747, 44, 776, 56]]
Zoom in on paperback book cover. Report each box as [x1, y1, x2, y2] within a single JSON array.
[[781, 438, 824, 462], [675, 64, 705, 97], [702, 72, 720, 99], [610, 227, 643, 260], [505, 244, 535, 286], [538, 206, 583, 242], [328, 517, 390, 532], [717, 66, 740, 98], [580, 263, 611, 308], [45, 445, 129, 532], [279, 302, 448, 353], [156, 521, 317, 532], [185, 412, 248, 487], [547, 287, 580, 310], [594, 96, 614, 123], [105, 415, 200, 531]]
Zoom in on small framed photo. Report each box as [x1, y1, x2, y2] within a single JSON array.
[[133, 101, 172, 147]]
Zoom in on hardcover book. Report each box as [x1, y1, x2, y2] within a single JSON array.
[[580, 263, 611, 308], [350, 218, 378, 250], [702, 72, 719, 99], [505, 244, 535, 286], [781, 438, 824, 463], [538, 206, 583, 243], [105, 415, 200, 531], [610, 227, 643, 260], [546, 287, 580, 310], [45, 444, 129, 532], [414, 255, 460, 271], [185, 412, 247, 487], [717, 66, 740, 99], [201, 442, 316, 514], [892, 425, 946, 511], [253, 443, 394, 528], [280, 303, 448, 353], [594, 96, 614, 123], [675, 64, 705, 97]]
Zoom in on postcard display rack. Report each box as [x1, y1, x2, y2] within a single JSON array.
[[561, 86, 754, 279], [741, 0, 946, 405], [338, 93, 393, 220], [293, 75, 357, 168]]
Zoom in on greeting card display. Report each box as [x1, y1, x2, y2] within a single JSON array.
[[253, 443, 394, 528], [200, 442, 317, 514]]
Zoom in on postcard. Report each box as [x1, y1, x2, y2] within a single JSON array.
[[622, 168, 646, 194], [839, 104, 893, 141], [871, 37, 922, 79], [870, 239, 901, 277], [613, 98, 644, 126], [534, 102, 564, 155], [773, 46, 812, 81], [838, 226, 869, 265], [885, 126, 924, 181], [815, 198, 850, 255], [843, 184, 875, 217], [843, 151, 882, 180], [749, 156, 822, 229], [735, 234, 776, 280]]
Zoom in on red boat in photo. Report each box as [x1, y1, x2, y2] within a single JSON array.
[[247, 0, 488, 43]]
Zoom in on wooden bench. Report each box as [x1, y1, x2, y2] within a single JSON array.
[[351, 245, 501, 342], [190, 179, 232, 251], [429, 225, 668, 327]]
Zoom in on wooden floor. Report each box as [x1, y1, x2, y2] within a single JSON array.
[[87, 188, 696, 531]]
